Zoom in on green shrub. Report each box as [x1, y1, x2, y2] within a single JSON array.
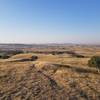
[[88, 56, 100, 72], [31, 56, 38, 61], [0, 50, 24, 59], [0, 54, 10, 59]]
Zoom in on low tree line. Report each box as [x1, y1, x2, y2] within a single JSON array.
[[0, 50, 24, 59]]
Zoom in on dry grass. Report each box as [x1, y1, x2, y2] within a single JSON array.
[[0, 46, 100, 100]]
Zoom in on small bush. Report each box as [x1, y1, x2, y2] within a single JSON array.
[[88, 56, 100, 72], [31, 56, 38, 61], [0, 54, 10, 59]]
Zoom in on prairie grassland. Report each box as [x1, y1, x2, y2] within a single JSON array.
[[0, 46, 100, 100]]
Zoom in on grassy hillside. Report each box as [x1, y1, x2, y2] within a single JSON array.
[[0, 46, 100, 100]]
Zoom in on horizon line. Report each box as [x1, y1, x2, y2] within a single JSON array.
[[0, 42, 100, 45]]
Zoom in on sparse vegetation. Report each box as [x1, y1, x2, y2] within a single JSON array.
[[0, 45, 100, 100]]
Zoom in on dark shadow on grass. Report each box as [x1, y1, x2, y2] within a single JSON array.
[[53, 64, 99, 75]]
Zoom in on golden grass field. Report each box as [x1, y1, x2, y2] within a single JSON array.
[[0, 46, 100, 100]]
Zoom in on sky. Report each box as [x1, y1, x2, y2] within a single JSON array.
[[0, 0, 100, 44]]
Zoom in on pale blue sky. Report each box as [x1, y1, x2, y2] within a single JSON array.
[[0, 0, 100, 44]]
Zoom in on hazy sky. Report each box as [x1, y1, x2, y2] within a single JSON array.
[[0, 0, 100, 44]]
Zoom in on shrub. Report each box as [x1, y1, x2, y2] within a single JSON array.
[[88, 56, 100, 72], [0, 53, 10, 59], [31, 56, 38, 61], [0, 50, 24, 59]]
